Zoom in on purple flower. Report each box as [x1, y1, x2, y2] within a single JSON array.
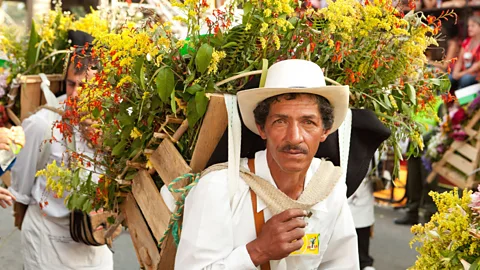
[[468, 96, 480, 114], [452, 130, 468, 141], [422, 156, 433, 172], [436, 144, 446, 154]]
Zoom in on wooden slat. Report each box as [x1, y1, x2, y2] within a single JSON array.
[[158, 233, 177, 269], [132, 170, 171, 242], [1, 171, 11, 187], [150, 139, 191, 201], [445, 154, 474, 175], [455, 142, 478, 161], [190, 94, 227, 172], [433, 165, 466, 189], [123, 194, 160, 270]]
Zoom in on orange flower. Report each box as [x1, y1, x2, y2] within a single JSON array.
[[427, 15, 436, 25]]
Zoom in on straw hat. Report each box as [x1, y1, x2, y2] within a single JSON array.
[[237, 59, 349, 135]]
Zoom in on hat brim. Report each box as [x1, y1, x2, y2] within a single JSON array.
[[237, 86, 349, 135]]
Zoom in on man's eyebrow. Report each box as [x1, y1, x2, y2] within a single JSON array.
[[301, 114, 319, 120], [66, 79, 76, 84], [271, 114, 289, 119]]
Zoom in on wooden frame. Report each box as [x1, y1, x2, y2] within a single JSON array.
[[123, 94, 228, 269], [427, 110, 480, 189]]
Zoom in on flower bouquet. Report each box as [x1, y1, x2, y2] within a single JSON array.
[[423, 96, 480, 188], [0, 3, 74, 123], [36, 0, 454, 216], [410, 188, 480, 269]]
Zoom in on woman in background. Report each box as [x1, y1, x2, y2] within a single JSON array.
[[450, 15, 480, 91]]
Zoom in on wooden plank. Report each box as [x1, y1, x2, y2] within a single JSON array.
[[132, 170, 171, 242], [1, 171, 11, 187], [433, 165, 466, 189], [455, 142, 478, 161], [190, 94, 227, 172], [445, 154, 474, 175], [158, 233, 177, 270], [123, 194, 160, 270], [150, 139, 191, 201]]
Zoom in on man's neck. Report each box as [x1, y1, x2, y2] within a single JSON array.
[[266, 156, 307, 200]]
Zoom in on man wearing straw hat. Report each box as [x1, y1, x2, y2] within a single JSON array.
[[176, 59, 359, 269]]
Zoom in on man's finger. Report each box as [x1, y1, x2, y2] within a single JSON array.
[[284, 228, 305, 243], [274, 209, 307, 222], [0, 143, 10, 151], [0, 200, 7, 209], [0, 188, 15, 200], [282, 217, 307, 232], [285, 238, 304, 253]]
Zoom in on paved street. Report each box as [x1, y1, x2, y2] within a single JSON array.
[[0, 205, 418, 270]]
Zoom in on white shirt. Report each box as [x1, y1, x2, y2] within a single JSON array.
[[9, 95, 100, 218], [175, 150, 359, 270]]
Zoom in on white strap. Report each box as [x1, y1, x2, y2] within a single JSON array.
[[338, 109, 352, 181], [224, 94, 242, 204], [39, 73, 60, 108]]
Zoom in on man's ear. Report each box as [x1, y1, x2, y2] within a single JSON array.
[[319, 130, 330, 142], [256, 123, 267, 140]]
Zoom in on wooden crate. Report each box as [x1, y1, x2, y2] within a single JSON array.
[[19, 74, 64, 121], [427, 110, 480, 189], [123, 94, 228, 269]]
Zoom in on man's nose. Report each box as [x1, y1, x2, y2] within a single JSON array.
[[286, 122, 302, 144]]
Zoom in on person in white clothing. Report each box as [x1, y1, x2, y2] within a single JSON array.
[[175, 59, 359, 269], [9, 46, 113, 270]]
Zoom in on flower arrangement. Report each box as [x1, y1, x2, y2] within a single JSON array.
[[39, 0, 453, 212], [0, 3, 75, 123], [410, 188, 480, 269], [423, 96, 480, 172]]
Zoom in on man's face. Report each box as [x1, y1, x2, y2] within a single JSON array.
[[256, 94, 329, 173], [65, 64, 96, 99]]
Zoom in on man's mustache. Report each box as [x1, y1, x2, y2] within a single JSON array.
[[280, 144, 308, 154]]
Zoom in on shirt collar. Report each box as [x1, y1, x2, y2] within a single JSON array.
[[252, 150, 328, 214]]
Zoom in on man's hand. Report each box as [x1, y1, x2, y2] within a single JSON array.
[[11, 126, 25, 149], [0, 186, 15, 208], [246, 209, 307, 266], [0, 128, 13, 151]]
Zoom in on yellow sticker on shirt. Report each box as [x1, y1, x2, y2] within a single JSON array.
[[291, 233, 320, 255]]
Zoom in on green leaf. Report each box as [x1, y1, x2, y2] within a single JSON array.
[[121, 125, 133, 140], [401, 101, 411, 116], [134, 57, 146, 90], [26, 20, 40, 72], [186, 84, 203, 95], [383, 94, 392, 109], [470, 257, 480, 269], [187, 99, 201, 127], [260, 59, 268, 88], [406, 84, 416, 105], [72, 169, 80, 188], [112, 140, 127, 156], [372, 100, 380, 113], [107, 216, 116, 225], [155, 67, 175, 103], [92, 107, 101, 118], [195, 43, 213, 73], [77, 195, 89, 211], [170, 91, 177, 115], [82, 197, 92, 212], [221, 42, 238, 49], [195, 91, 209, 116], [129, 148, 141, 159]]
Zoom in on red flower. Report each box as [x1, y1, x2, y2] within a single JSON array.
[[451, 107, 467, 126]]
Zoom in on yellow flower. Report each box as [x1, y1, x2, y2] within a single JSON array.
[[130, 127, 143, 140], [259, 37, 267, 49], [260, 23, 268, 33], [207, 49, 227, 74]]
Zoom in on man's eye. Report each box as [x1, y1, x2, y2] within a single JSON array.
[[274, 119, 285, 124]]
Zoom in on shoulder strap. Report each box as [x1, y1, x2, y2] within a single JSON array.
[[248, 159, 271, 270], [35, 74, 63, 172]]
